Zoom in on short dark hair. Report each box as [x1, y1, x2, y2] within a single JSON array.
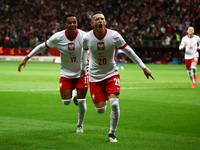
[[92, 11, 103, 17], [64, 13, 76, 21], [91, 11, 104, 21]]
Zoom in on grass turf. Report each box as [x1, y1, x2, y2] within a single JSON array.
[[0, 61, 200, 150]]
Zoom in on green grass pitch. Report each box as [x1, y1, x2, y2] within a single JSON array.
[[0, 61, 200, 150]]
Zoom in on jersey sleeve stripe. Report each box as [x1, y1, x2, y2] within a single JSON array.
[[119, 43, 127, 49], [45, 41, 50, 49]]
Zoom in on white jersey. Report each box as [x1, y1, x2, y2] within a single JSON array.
[[28, 29, 86, 78], [83, 28, 127, 82], [179, 35, 200, 59]]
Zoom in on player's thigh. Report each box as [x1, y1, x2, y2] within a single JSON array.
[[60, 89, 73, 99], [94, 101, 107, 108], [89, 81, 108, 103], [59, 77, 75, 99], [185, 59, 192, 69], [191, 57, 199, 66], [77, 89, 87, 99], [106, 74, 120, 96]]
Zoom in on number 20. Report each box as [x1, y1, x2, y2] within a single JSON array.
[[98, 58, 107, 65], [114, 78, 120, 86]]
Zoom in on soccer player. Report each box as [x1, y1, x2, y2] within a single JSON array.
[[18, 14, 88, 133], [115, 49, 126, 70], [80, 11, 154, 142], [179, 26, 200, 88]]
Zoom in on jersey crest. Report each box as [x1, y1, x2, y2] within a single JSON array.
[[68, 43, 75, 50], [97, 42, 105, 50]]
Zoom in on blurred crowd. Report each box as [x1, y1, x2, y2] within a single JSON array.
[[1, 0, 200, 50]]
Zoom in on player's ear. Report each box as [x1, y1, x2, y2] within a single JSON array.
[[64, 22, 67, 28], [105, 20, 107, 25], [90, 21, 94, 27]]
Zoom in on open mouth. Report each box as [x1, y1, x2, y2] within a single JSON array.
[[98, 24, 103, 31], [70, 27, 76, 30]]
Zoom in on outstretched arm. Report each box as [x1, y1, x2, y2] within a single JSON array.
[[143, 67, 154, 79], [18, 42, 47, 72], [18, 56, 29, 72], [122, 45, 154, 80]]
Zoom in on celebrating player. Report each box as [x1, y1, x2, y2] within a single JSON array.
[[179, 26, 200, 88], [80, 11, 154, 142], [18, 14, 88, 133]]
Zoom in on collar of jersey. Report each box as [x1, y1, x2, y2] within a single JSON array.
[[187, 34, 194, 38], [93, 28, 107, 40], [65, 29, 78, 41]]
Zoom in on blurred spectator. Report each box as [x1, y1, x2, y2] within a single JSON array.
[[142, 50, 152, 63], [0, 0, 200, 63], [178, 51, 185, 64], [152, 51, 161, 63], [165, 51, 173, 64]]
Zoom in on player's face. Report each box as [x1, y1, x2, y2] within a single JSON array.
[[91, 14, 106, 32], [187, 27, 194, 35], [65, 17, 78, 33]]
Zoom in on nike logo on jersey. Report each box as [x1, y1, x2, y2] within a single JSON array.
[[97, 42, 105, 50], [68, 43, 75, 50]]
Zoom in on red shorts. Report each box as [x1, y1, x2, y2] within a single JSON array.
[[59, 76, 88, 91], [89, 74, 120, 103], [185, 57, 199, 69]]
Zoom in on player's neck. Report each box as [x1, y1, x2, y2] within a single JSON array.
[[95, 29, 105, 39], [67, 30, 77, 40], [188, 34, 193, 38]]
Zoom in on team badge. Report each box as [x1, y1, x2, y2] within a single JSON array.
[[92, 94, 95, 100], [97, 42, 105, 50], [68, 43, 75, 50]]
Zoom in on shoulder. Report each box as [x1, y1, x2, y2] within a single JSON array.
[[83, 30, 93, 39], [107, 28, 120, 36], [107, 29, 122, 41], [77, 29, 87, 36], [181, 35, 187, 40], [50, 30, 65, 40], [194, 35, 200, 38]]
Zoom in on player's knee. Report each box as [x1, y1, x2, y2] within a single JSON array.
[[110, 98, 119, 111], [62, 99, 72, 105], [77, 99, 87, 114], [191, 66, 197, 70], [95, 105, 107, 114]]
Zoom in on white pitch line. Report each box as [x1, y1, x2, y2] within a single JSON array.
[[0, 89, 58, 92], [121, 81, 190, 83], [121, 87, 195, 89], [0, 86, 197, 92]]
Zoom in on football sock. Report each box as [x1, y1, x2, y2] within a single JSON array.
[[72, 89, 77, 99], [62, 98, 72, 105], [77, 99, 87, 126], [109, 98, 120, 134], [120, 61, 124, 67], [187, 70, 195, 83], [95, 105, 107, 114], [191, 66, 197, 75], [116, 61, 119, 67]]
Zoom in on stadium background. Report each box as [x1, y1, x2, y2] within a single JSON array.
[[1, 1, 200, 149], [1, 0, 200, 64]]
